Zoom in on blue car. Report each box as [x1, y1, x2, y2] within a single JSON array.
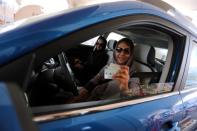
[[1, 1, 197, 131]]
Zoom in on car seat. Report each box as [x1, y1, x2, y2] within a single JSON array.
[[106, 39, 117, 64], [133, 44, 161, 84]]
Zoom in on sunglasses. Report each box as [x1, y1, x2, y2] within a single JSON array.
[[115, 47, 130, 54]]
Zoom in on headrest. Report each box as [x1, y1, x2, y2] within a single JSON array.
[[107, 40, 117, 50], [134, 44, 155, 66]]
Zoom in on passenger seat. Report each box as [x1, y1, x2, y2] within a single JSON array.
[[133, 44, 161, 84], [106, 39, 117, 64]]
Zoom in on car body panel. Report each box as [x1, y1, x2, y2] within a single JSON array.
[[0, 83, 37, 131], [37, 93, 183, 131], [178, 37, 197, 130], [0, 83, 22, 131], [180, 88, 197, 130]]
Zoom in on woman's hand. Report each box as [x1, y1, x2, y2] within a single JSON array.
[[112, 65, 130, 91]]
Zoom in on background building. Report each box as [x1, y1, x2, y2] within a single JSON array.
[[0, 0, 19, 24], [0, 0, 197, 27]]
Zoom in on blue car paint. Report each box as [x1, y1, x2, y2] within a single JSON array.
[[181, 89, 197, 117], [37, 94, 183, 131], [0, 83, 22, 131], [0, 1, 191, 65]]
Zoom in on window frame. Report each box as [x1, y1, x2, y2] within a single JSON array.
[[33, 18, 187, 121], [183, 38, 197, 88], [0, 14, 188, 122]]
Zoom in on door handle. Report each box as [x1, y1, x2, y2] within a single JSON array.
[[169, 122, 180, 131]]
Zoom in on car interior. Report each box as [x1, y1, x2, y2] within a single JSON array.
[[25, 25, 173, 107]]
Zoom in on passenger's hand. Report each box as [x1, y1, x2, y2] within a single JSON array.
[[112, 65, 129, 91]]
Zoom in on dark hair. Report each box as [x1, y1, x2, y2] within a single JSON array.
[[97, 36, 107, 45], [116, 38, 134, 52]]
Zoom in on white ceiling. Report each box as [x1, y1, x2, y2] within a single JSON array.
[[162, 0, 197, 26], [69, 0, 197, 26], [163, 0, 197, 10], [1, 0, 197, 27]]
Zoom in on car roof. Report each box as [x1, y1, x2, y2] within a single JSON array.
[[0, 1, 196, 65]]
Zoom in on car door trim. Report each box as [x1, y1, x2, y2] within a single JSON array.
[[33, 91, 179, 122]]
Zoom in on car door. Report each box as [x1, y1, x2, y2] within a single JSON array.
[[179, 38, 197, 130], [35, 95, 183, 131], [0, 82, 37, 131]]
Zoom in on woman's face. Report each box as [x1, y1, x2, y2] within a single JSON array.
[[115, 42, 131, 65]]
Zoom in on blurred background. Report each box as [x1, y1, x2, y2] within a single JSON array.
[[0, 0, 197, 27]]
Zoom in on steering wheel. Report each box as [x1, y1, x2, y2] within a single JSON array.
[[56, 52, 79, 96]]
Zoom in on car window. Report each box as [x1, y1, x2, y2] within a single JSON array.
[[155, 47, 168, 61], [26, 25, 180, 108], [81, 36, 99, 46], [131, 31, 173, 95], [107, 32, 125, 41], [186, 41, 197, 87]]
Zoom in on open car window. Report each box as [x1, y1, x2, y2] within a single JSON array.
[[25, 24, 179, 108]]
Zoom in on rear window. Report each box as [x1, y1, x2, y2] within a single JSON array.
[[155, 47, 168, 61], [81, 36, 99, 46], [107, 32, 125, 41], [186, 41, 197, 87]]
